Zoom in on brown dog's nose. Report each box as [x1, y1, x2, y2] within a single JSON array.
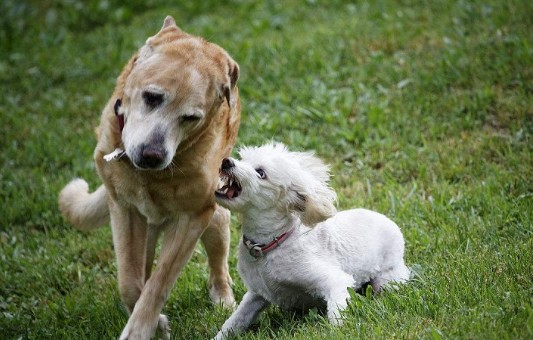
[[139, 145, 167, 169], [221, 158, 235, 170]]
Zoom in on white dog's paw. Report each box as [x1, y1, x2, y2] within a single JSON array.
[[213, 330, 230, 340], [327, 302, 347, 326], [328, 313, 345, 326]]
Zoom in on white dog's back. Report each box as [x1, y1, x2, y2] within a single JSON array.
[[312, 209, 410, 288], [237, 208, 409, 310]]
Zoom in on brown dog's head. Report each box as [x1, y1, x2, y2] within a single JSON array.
[[117, 16, 239, 170]]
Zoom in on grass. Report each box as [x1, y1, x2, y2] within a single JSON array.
[[1, 0, 532, 338]]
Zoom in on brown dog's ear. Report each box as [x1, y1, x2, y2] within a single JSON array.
[[229, 62, 239, 88], [161, 16, 178, 30], [139, 16, 179, 63], [113, 52, 139, 99], [160, 15, 183, 33], [224, 61, 240, 107], [142, 16, 182, 54]]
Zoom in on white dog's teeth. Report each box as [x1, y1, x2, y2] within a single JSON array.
[[217, 176, 230, 190]]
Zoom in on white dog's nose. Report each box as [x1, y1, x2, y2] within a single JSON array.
[[221, 158, 235, 170]]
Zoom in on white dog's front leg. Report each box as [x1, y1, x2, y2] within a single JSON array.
[[214, 291, 270, 340], [326, 294, 350, 326], [324, 274, 354, 326]]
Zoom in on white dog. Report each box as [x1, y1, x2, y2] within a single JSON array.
[[213, 143, 410, 339]]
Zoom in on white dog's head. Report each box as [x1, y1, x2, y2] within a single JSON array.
[[215, 143, 337, 226]]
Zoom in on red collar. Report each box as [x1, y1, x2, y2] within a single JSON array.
[[243, 228, 295, 258]]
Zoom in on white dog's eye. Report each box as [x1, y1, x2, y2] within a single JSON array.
[[256, 168, 267, 179]]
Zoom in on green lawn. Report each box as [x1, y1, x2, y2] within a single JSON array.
[[1, 0, 532, 339]]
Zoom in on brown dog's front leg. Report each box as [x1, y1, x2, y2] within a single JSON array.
[[119, 211, 212, 340], [109, 200, 150, 314], [201, 205, 235, 308]]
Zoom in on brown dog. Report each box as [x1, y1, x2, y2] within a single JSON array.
[[59, 16, 240, 339]]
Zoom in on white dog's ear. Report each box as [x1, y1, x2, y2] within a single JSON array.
[[290, 185, 337, 226], [286, 151, 337, 226]]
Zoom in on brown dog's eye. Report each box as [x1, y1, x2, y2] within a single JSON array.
[[180, 114, 201, 123], [142, 91, 164, 108]]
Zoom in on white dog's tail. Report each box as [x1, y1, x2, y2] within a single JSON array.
[[58, 179, 109, 231]]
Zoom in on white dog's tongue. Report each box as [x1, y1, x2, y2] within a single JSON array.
[[226, 186, 237, 199]]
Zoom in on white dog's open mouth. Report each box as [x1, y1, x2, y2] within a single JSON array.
[[215, 171, 242, 199]]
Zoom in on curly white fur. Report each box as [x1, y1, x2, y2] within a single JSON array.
[[214, 142, 410, 339]]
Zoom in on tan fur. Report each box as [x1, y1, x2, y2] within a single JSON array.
[[58, 178, 109, 230], [58, 16, 240, 339]]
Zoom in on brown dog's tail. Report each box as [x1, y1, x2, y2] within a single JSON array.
[[59, 179, 109, 231]]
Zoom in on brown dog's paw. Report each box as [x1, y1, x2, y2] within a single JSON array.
[[209, 282, 236, 310]]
